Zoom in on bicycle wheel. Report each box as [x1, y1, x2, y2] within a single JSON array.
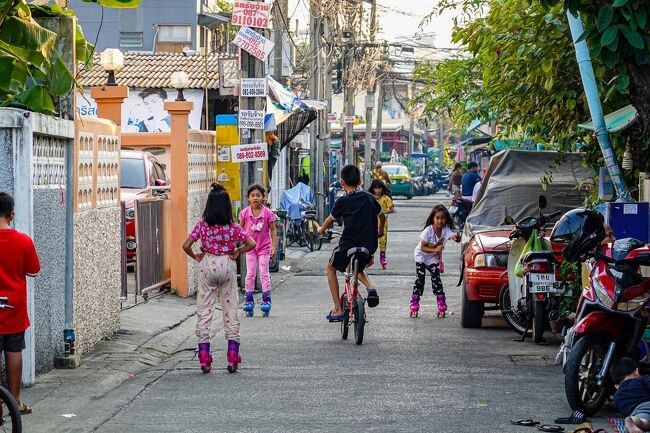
[[304, 221, 315, 252], [0, 385, 22, 433], [353, 297, 365, 345], [341, 293, 349, 340]]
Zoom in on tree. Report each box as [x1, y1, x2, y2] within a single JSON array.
[[0, 0, 139, 114]]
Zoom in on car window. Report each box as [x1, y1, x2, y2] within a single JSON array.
[[120, 158, 147, 189], [385, 166, 407, 176]]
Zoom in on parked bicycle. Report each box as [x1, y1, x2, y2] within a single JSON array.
[[285, 192, 330, 252], [0, 297, 22, 433]]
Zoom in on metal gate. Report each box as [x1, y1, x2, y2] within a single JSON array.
[[134, 197, 170, 298]]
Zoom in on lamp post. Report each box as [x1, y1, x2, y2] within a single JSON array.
[[99, 48, 124, 86], [171, 71, 189, 102]]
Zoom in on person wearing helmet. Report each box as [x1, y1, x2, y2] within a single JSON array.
[[550, 208, 606, 262]]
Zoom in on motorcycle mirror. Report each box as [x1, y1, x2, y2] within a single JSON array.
[[538, 195, 547, 209]]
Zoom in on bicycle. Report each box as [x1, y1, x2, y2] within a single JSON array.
[[339, 246, 369, 345], [0, 297, 22, 433]]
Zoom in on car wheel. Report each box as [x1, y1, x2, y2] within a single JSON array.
[[460, 280, 484, 328], [406, 195, 413, 200]]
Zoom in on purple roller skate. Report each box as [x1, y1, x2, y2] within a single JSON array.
[[409, 293, 420, 318], [436, 292, 447, 318], [198, 342, 212, 374], [227, 340, 241, 373]]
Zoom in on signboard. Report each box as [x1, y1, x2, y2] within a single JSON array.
[[232, 1, 271, 29], [239, 109, 265, 129], [241, 78, 268, 97], [344, 115, 355, 124], [231, 142, 269, 163], [327, 113, 337, 123], [232, 27, 275, 61]]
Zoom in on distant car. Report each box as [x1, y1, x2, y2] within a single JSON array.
[[383, 164, 413, 199], [459, 150, 593, 330], [121, 150, 169, 262]]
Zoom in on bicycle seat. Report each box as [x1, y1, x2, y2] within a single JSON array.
[[347, 247, 369, 258]]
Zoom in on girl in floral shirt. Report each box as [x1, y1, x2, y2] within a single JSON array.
[[183, 183, 255, 374]]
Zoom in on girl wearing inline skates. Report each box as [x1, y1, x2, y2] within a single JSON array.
[[239, 184, 278, 317], [410, 204, 460, 318], [183, 183, 256, 373], [368, 179, 394, 269]]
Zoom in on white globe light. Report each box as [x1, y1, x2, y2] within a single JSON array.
[[170, 71, 189, 89], [100, 48, 124, 72]]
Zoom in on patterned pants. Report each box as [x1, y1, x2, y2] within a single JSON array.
[[196, 254, 240, 343], [412, 262, 444, 296], [379, 221, 389, 252], [245, 252, 271, 293]]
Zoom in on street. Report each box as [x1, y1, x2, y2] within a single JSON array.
[[24, 194, 611, 432]]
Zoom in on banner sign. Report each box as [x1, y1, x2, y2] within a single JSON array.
[[232, 27, 275, 61], [241, 78, 268, 97], [344, 115, 355, 124], [231, 142, 269, 163], [239, 109, 265, 129], [232, 1, 271, 29]]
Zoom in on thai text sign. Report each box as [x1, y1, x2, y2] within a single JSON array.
[[232, 1, 271, 29], [327, 113, 337, 122], [344, 115, 355, 124], [241, 78, 268, 97], [239, 109, 265, 129], [231, 142, 268, 163], [232, 27, 275, 61]]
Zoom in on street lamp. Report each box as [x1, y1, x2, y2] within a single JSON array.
[[99, 48, 124, 86], [171, 71, 189, 101]]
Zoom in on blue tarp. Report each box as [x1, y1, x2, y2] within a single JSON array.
[[280, 183, 314, 221]]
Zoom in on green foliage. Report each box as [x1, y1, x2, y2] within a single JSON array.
[[81, 0, 140, 7]]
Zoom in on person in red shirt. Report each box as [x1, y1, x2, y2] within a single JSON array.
[[0, 192, 40, 414]]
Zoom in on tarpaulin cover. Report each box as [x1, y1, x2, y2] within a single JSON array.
[[465, 150, 594, 236], [280, 182, 314, 221]]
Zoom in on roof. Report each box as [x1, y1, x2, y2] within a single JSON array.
[[77, 51, 238, 90]]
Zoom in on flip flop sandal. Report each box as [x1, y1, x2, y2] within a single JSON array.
[[19, 402, 31, 415], [510, 419, 541, 426], [556, 414, 590, 425], [326, 310, 344, 322], [537, 425, 564, 432], [568, 423, 594, 433]]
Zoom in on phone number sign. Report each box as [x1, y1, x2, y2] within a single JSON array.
[[231, 142, 268, 163], [232, 1, 271, 29], [239, 109, 265, 129], [232, 26, 275, 61]]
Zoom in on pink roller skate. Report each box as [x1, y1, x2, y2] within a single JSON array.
[[409, 293, 420, 318], [227, 340, 241, 373], [198, 342, 212, 374], [380, 252, 387, 270], [436, 292, 448, 318]]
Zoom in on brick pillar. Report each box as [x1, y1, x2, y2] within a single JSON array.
[[166, 100, 194, 297], [91, 86, 129, 126]]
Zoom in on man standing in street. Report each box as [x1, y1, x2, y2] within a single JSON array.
[[461, 161, 482, 201], [372, 161, 392, 185], [448, 163, 463, 197]]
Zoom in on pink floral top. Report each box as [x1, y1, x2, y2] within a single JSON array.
[[188, 220, 250, 255]]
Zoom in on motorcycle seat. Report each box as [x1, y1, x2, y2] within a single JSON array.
[[522, 250, 556, 263]]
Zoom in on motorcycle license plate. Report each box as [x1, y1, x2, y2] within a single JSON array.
[[449, 205, 458, 214], [529, 273, 558, 293]]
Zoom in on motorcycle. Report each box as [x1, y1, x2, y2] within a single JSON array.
[[505, 195, 562, 343], [552, 213, 650, 415], [448, 194, 473, 230]]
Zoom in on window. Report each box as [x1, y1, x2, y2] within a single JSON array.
[[120, 158, 147, 189], [157, 25, 191, 43], [120, 32, 143, 48]]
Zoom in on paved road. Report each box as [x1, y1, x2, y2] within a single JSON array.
[[89, 194, 610, 433]]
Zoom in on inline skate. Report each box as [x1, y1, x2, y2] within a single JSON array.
[[198, 342, 212, 374], [243, 292, 254, 317], [260, 291, 271, 317], [227, 340, 241, 373], [409, 293, 420, 318], [436, 292, 447, 318]]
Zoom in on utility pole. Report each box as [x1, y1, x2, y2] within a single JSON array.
[[408, 81, 415, 156], [344, 42, 355, 166], [272, 0, 287, 84], [375, 42, 387, 163], [363, 0, 377, 187], [309, 1, 322, 212]]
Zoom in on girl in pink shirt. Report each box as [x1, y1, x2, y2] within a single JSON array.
[[183, 183, 255, 374], [239, 185, 278, 317]]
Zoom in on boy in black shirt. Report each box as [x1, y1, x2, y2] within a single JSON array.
[[611, 357, 650, 433], [319, 165, 385, 321]]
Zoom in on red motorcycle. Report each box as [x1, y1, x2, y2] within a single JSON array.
[[551, 209, 650, 416]]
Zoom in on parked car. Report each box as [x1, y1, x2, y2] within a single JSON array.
[[459, 150, 593, 329], [383, 164, 413, 199], [121, 150, 169, 263]]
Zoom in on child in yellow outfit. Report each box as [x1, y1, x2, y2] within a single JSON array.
[[369, 179, 394, 269]]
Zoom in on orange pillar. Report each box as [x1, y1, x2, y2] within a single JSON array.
[[166, 100, 194, 297], [91, 86, 129, 126]]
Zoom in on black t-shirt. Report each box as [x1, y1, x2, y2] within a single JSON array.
[[614, 375, 650, 416], [331, 190, 382, 253]]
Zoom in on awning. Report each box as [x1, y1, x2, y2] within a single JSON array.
[[578, 104, 638, 133], [198, 12, 231, 28]]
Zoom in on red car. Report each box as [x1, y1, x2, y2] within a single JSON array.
[[458, 150, 593, 330], [120, 150, 169, 263]]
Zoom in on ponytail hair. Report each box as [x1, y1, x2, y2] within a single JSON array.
[[203, 183, 233, 226]]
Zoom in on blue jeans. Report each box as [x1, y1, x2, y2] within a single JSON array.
[[632, 401, 650, 421]]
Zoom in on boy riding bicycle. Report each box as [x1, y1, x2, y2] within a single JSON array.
[[318, 165, 386, 322]]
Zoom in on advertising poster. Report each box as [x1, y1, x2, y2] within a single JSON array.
[[232, 27, 275, 61], [241, 78, 268, 97], [238, 109, 265, 129], [232, 1, 271, 29], [231, 142, 269, 163]]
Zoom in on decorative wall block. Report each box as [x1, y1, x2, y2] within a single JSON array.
[[33, 134, 67, 187], [77, 132, 94, 211], [188, 140, 217, 194], [95, 135, 119, 208]]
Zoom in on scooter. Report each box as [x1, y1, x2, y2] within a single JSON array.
[[448, 194, 473, 230], [556, 237, 650, 415], [505, 196, 562, 344]]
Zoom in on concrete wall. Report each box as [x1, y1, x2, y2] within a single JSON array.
[[187, 192, 207, 296], [69, 0, 198, 52], [32, 189, 67, 373], [73, 207, 122, 354], [0, 129, 14, 192]]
